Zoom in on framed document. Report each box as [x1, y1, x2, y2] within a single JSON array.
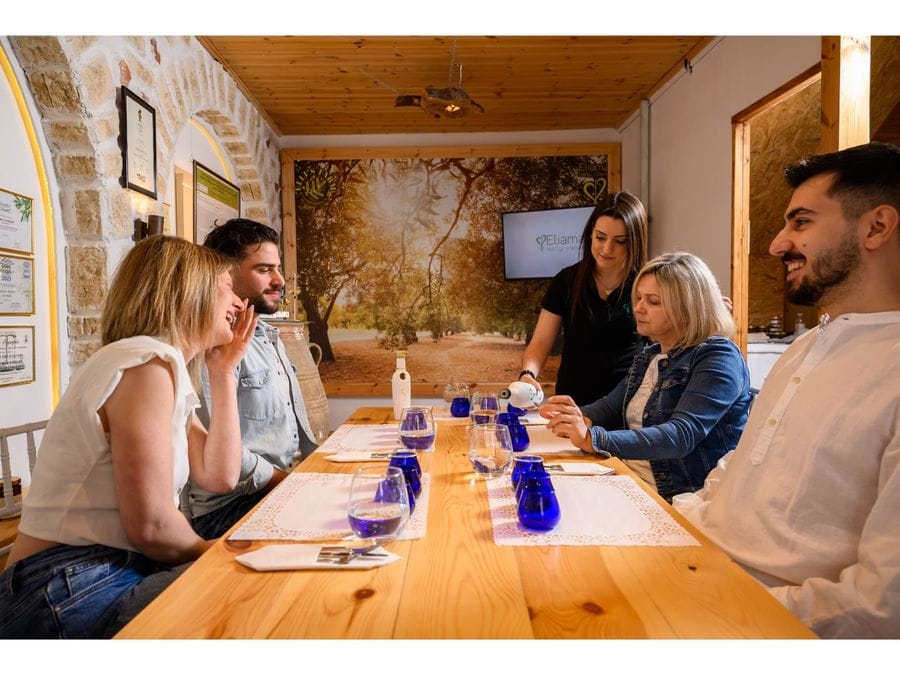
[[193, 161, 240, 244], [0, 188, 33, 255], [0, 253, 34, 315], [120, 86, 158, 199], [0, 325, 35, 387]]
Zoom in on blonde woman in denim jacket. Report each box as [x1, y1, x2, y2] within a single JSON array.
[[540, 252, 751, 501]]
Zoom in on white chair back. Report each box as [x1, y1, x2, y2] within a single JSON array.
[[0, 420, 47, 520]]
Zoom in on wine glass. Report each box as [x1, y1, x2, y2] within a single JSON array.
[[399, 406, 435, 451], [470, 391, 500, 425], [467, 423, 513, 479], [516, 473, 561, 531], [347, 466, 410, 544]]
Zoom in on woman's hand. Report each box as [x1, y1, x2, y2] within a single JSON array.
[[540, 395, 594, 452], [519, 372, 543, 399], [205, 300, 256, 375]]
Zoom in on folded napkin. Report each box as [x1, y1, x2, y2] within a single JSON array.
[[235, 544, 401, 571], [323, 451, 392, 463], [546, 462, 614, 476]]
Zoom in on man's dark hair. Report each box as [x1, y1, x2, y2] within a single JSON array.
[[202, 218, 280, 261], [784, 142, 900, 219]]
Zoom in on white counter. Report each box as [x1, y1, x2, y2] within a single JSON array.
[[747, 342, 790, 390]]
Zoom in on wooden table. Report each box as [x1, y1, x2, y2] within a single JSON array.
[[116, 408, 814, 639]]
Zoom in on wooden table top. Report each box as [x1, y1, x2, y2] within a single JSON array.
[[116, 407, 814, 639]]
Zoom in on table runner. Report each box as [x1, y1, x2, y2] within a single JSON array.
[[488, 474, 698, 547], [228, 471, 430, 541]]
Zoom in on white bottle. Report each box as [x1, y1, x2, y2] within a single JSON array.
[[794, 314, 807, 337], [499, 381, 544, 409], [391, 350, 411, 420]]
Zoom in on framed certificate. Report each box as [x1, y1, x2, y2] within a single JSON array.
[[0, 325, 35, 387], [0, 253, 34, 315], [0, 187, 33, 255], [193, 161, 240, 244], [120, 86, 158, 199]]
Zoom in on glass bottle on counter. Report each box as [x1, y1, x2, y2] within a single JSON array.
[[794, 314, 807, 337], [391, 350, 411, 420]]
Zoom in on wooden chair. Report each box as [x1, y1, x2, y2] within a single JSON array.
[[0, 420, 47, 559]]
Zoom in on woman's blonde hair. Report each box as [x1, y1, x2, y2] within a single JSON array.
[[101, 235, 231, 355], [633, 252, 734, 350]]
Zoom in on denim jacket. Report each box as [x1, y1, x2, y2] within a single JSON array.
[[189, 320, 318, 517], [579, 336, 751, 500]]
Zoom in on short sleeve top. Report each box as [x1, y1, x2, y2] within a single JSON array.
[[541, 263, 641, 405], [19, 336, 198, 551]]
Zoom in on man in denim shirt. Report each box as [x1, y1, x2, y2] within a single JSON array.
[[188, 219, 318, 539]]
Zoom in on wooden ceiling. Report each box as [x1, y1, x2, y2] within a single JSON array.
[[198, 36, 713, 136]]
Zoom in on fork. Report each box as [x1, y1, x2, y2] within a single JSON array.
[[316, 544, 388, 565]]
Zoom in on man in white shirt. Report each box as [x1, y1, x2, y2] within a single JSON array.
[[673, 142, 900, 637]]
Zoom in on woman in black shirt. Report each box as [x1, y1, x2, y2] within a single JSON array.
[[519, 191, 648, 405]]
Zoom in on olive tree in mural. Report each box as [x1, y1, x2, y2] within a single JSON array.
[[293, 153, 608, 381]]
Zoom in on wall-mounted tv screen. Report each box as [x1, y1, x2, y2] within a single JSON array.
[[501, 205, 593, 280]]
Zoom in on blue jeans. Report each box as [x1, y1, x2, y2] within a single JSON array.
[[190, 491, 263, 540], [0, 543, 187, 638]]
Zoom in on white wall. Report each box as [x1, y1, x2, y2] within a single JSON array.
[[618, 108, 643, 197], [645, 36, 820, 292], [0, 38, 67, 484]]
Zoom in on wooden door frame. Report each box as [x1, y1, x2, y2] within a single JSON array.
[[730, 65, 821, 354]]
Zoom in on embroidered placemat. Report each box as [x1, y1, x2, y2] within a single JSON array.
[[313, 424, 401, 454], [228, 471, 429, 541], [488, 474, 698, 547]]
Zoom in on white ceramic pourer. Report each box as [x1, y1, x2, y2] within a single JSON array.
[[498, 381, 544, 409]]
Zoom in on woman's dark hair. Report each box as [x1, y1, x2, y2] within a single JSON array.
[[569, 190, 648, 321], [202, 218, 280, 261]]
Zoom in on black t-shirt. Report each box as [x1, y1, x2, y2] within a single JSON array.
[[541, 264, 642, 405]]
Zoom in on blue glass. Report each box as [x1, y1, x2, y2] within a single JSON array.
[[390, 451, 422, 498], [450, 396, 471, 417], [374, 474, 415, 515], [482, 396, 499, 411], [399, 407, 435, 450], [506, 404, 527, 417], [516, 467, 550, 502], [517, 474, 561, 532], [389, 450, 422, 478], [497, 413, 530, 452], [509, 422, 530, 452], [510, 455, 544, 489]]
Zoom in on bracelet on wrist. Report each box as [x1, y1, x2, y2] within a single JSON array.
[[519, 369, 537, 380]]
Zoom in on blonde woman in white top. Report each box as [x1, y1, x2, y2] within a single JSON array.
[[0, 235, 255, 638]]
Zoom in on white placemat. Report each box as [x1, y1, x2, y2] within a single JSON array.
[[314, 424, 401, 454], [488, 475, 699, 547], [228, 471, 429, 541], [520, 424, 583, 454], [516, 410, 545, 425]]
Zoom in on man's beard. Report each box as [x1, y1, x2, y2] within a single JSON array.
[[786, 227, 860, 306], [249, 289, 282, 315]]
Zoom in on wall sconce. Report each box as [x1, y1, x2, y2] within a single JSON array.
[[134, 214, 165, 241]]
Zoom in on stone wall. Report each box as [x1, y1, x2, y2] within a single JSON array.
[[8, 36, 280, 370]]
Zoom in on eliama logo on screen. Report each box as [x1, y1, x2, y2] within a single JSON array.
[[535, 233, 579, 252]]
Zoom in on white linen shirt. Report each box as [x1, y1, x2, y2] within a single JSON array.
[[19, 336, 197, 552], [673, 312, 900, 637]]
